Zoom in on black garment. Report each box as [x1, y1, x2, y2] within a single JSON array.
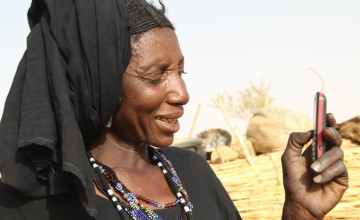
[[0, 147, 242, 220], [0, 0, 131, 217], [0, 186, 181, 220]]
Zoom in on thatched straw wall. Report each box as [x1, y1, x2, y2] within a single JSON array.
[[210, 140, 360, 219]]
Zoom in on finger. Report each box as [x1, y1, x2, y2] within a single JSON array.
[[283, 131, 313, 159], [312, 160, 347, 184], [323, 127, 342, 148], [310, 147, 344, 173], [326, 113, 337, 127], [302, 142, 316, 166], [301, 141, 312, 157]]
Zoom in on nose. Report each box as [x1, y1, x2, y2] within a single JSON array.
[[167, 72, 190, 105]]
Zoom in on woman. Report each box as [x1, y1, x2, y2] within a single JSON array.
[[0, 0, 348, 219]]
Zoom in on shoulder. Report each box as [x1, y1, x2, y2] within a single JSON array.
[[159, 147, 242, 219], [159, 146, 214, 180], [161, 146, 206, 163], [160, 146, 211, 172]]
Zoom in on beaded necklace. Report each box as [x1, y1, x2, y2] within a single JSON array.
[[136, 194, 180, 209], [87, 145, 193, 220]]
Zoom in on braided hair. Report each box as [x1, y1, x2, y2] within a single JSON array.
[[125, 0, 174, 37]]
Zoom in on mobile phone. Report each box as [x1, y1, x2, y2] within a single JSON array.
[[312, 92, 327, 162]]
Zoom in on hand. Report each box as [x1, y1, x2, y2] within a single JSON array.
[[281, 113, 348, 220]]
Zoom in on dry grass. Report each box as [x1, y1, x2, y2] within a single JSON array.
[[210, 139, 360, 219]]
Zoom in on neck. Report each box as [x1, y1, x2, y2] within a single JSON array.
[[89, 128, 151, 170]]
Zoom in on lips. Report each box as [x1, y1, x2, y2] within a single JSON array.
[[154, 112, 182, 133], [155, 116, 178, 124]]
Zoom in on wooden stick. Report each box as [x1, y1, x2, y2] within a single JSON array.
[[188, 103, 201, 137], [217, 96, 254, 166]]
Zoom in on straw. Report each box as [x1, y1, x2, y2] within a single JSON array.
[[309, 67, 326, 92], [210, 139, 360, 219]]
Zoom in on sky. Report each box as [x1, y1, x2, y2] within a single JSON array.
[[1, 1, 360, 138]]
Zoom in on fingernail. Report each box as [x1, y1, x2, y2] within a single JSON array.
[[313, 175, 322, 183], [311, 162, 321, 172]]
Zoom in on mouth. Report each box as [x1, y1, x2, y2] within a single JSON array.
[[155, 117, 178, 124], [155, 115, 181, 134]]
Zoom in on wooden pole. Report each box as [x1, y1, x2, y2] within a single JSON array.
[[188, 103, 202, 137], [217, 96, 254, 166]]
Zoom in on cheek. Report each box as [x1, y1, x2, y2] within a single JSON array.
[[122, 82, 166, 113]]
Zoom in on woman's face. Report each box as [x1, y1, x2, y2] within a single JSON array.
[[112, 27, 189, 148]]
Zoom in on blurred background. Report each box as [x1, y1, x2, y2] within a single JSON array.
[[1, 0, 359, 136], [1, 1, 359, 219]]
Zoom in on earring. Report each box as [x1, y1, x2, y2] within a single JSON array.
[[105, 116, 113, 128]]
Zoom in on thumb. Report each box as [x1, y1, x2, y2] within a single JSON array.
[[283, 131, 313, 159]]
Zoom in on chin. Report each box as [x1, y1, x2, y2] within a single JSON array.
[[151, 135, 174, 148]]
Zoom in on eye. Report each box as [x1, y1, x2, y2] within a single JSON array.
[[178, 71, 188, 77], [143, 72, 168, 85], [144, 78, 162, 84], [138, 68, 187, 85]]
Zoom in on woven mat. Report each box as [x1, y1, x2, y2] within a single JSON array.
[[210, 140, 360, 219]]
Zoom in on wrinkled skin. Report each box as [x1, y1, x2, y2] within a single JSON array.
[[281, 113, 348, 219], [111, 27, 189, 149], [90, 27, 189, 208]]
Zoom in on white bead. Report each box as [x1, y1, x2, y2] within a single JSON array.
[[184, 206, 190, 212]]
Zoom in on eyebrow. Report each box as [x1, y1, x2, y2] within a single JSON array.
[[142, 56, 185, 72]]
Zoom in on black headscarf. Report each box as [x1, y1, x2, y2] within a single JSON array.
[[0, 0, 131, 216]]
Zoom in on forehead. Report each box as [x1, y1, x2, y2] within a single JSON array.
[[131, 27, 182, 57]]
